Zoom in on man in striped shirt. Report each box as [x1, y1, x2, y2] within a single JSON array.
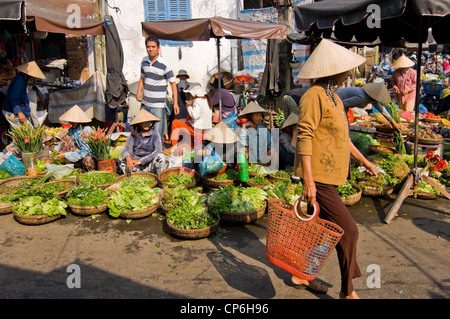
[[136, 35, 179, 145]]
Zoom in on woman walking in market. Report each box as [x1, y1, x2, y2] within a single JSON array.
[[391, 54, 417, 112], [293, 38, 368, 299]]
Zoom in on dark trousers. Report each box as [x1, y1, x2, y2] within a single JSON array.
[[315, 182, 361, 295]]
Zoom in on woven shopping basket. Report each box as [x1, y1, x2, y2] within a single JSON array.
[[266, 198, 344, 281]]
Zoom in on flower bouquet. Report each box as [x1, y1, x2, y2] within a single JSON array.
[[82, 127, 116, 172], [7, 124, 45, 153]]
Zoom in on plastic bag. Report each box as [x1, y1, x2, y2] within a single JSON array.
[[199, 144, 223, 176], [45, 163, 74, 179], [221, 112, 239, 134], [0, 154, 25, 177]]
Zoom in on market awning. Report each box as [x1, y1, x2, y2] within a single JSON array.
[[293, 0, 450, 46], [26, 0, 104, 35], [141, 16, 287, 40], [0, 0, 104, 35]]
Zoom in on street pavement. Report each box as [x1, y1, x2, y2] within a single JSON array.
[[0, 192, 448, 308]]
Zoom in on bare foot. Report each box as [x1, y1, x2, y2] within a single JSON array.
[[339, 291, 360, 299]]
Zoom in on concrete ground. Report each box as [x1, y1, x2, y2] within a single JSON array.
[[0, 192, 448, 304]]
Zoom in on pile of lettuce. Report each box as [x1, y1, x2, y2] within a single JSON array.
[[108, 185, 160, 218], [161, 186, 205, 210], [79, 171, 117, 186], [208, 186, 267, 214], [13, 196, 67, 217]]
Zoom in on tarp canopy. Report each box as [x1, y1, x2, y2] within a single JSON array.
[[0, 0, 104, 35], [141, 16, 287, 40], [293, 0, 450, 46], [141, 16, 287, 121]]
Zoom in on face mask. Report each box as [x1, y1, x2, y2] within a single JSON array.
[[178, 80, 188, 90]]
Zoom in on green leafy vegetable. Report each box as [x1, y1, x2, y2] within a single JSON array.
[[66, 185, 108, 207], [0, 170, 11, 179], [13, 196, 67, 216], [208, 186, 267, 214], [108, 186, 160, 218], [165, 172, 195, 185], [79, 171, 117, 186]]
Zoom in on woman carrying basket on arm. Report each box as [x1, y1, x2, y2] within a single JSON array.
[[293, 39, 367, 299]]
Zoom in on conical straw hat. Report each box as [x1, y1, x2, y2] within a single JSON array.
[[393, 54, 415, 68], [15, 61, 46, 79], [281, 113, 299, 129], [129, 109, 160, 126], [59, 104, 91, 123], [363, 83, 391, 105], [204, 121, 238, 144], [238, 101, 268, 117], [297, 38, 366, 79]]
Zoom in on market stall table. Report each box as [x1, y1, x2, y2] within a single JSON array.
[[45, 71, 106, 123]]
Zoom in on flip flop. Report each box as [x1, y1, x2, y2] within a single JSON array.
[[294, 279, 328, 294]]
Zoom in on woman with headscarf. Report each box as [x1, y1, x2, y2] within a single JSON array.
[[292, 38, 371, 299]]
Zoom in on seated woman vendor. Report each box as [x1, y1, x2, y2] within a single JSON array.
[[53, 105, 96, 171], [119, 109, 167, 175], [236, 101, 272, 164]]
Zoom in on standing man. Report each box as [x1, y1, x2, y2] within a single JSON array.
[[136, 35, 178, 145]]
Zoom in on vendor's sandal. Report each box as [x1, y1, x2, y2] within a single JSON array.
[[294, 279, 328, 294]]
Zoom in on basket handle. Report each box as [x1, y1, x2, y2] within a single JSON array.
[[293, 198, 319, 222]]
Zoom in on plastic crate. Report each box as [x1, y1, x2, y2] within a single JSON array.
[[423, 82, 443, 96]]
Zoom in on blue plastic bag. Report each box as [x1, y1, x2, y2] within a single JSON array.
[[199, 144, 223, 176], [221, 112, 239, 134], [0, 154, 25, 177]]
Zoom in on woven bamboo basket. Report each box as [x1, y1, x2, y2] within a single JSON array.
[[37, 179, 77, 197], [78, 172, 118, 189], [202, 175, 236, 191], [69, 202, 108, 216], [12, 211, 62, 225], [245, 179, 274, 189], [116, 204, 159, 219], [268, 173, 290, 183], [359, 184, 394, 196], [0, 176, 41, 193], [0, 202, 13, 215], [341, 187, 362, 206], [157, 167, 199, 189], [221, 202, 267, 223], [115, 172, 158, 188], [167, 215, 220, 240], [417, 137, 443, 145], [414, 191, 438, 200]]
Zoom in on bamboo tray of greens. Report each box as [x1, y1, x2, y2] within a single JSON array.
[[35, 179, 77, 197], [268, 170, 291, 182], [338, 182, 362, 206], [157, 167, 199, 189], [245, 175, 274, 189], [108, 185, 160, 219], [115, 172, 158, 188], [159, 186, 205, 213], [265, 179, 303, 205], [208, 186, 267, 223], [78, 171, 118, 189], [12, 195, 67, 225], [202, 169, 239, 190], [66, 185, 109, 215]]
